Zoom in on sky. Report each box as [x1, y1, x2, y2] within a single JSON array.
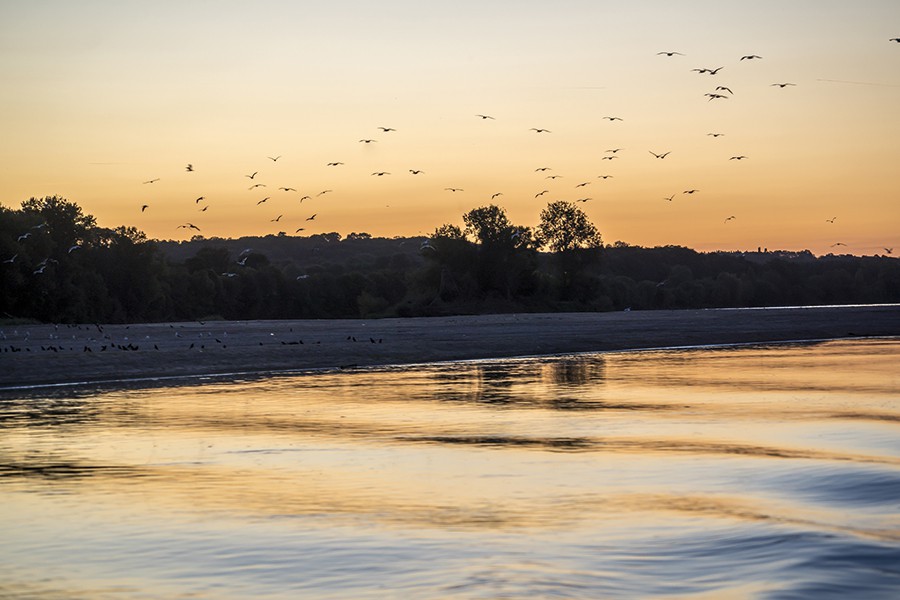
[[1, 0, 898, 255]]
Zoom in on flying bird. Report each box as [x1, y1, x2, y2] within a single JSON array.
[[299, 195, 311, 202], [295, 227, 305, 233], [705, 93, 729, 100], [359, 139, 377, 143], [884, 247, 893, 254], [597, 175, 613, 179], [535, 167, 551, 171], [245, 172, 258, 179], [268, 156, 281, 162], [195, 196, 205, 203], [378, 127, 396, 132], [683, 189, 699, 194], [546, 175, 562, 179], [707, 132, 725, 137], [178, 223, 201, 231], [143, 178, 159, 184], [575, 198, 591, 203], [67, 244, 81, 253], [530, 128, 551, 133], [256, 197, 270, 205], [271, 215, 283, 222], [576, 182, 590, 188], [729, 155, 748, 160], [249, 183, 266, 189], [279, 187, 297, 192], [317, 190, 332, 196], [475, 114, 495, 119], [141, 204, 149, 212], [3, 254, 17, 263], [185, 164, 194, 172], [603, 116, 623, 121], [649, 150, 671, 159], [831, 242, 847, 247], [606, 148, 624, 153], [663, 194, 675, 202], [327, 162, 344, 166], [372, 171, 390, 176], [771, 83, 796, 88], [445, 187, 463, 192], [306, 214, 317, 221], [601, 155, 618, 160], [17, 232, 30, 242], [535, 190, 549, 197], [715, 86, 733, 94], [740, 55, 762, 60], [491, 192, 503, 199], [891, 38, 900, 43], [826, 216, 837, 223], [657, 51, 684, 56], [724, 216, 736, 223]]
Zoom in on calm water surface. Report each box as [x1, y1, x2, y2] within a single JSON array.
[[1, 339, 899, 599]]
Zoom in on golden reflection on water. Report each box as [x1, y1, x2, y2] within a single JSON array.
[[1, 339, 899, 597]]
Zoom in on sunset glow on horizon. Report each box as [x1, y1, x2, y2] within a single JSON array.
[[2, 1, 898, 256]]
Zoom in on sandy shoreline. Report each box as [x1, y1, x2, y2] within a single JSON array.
[[2, 305, 899, 389]]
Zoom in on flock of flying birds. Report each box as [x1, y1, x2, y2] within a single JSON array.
[[125, 44, 900, 256], [10, 41, 897, 272]]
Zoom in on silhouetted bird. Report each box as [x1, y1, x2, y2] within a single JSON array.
[[740, 55, 762, 60], [246, 171, 258, 179], [683, 189, 699, 194], [279, 187, 297, 192], [445, 187, 463, 192], [884, 247, 893, 254], [530, 128, 551, 133], [475, 114, 495, 119], [603, 116, 623, 121], [491, 192, 503, 199], [657, 51, 684, 56], [409, 169, 424, 174], [249, 183, 266, 189], [649, 150, 671, 159], [705, 93, 728, 100], [143, 178, 159, 184], [729, 155, 748, 160], [141, 204, 149, 212], [378, 127, 396, 132], [306, 214, 317, 221], [195, 196, 205, 203], [715, 86, 733, 94], [535, 190, 549, 197], [724, 216, 736, 223], [372, 171, 390, 176], [826, 216, 837, 223], [268, 155, 281, 161], [597, 175, 613, 179], [359, 139, 377, 143], [327, 162, 344, 166], [178, 223, 201, 231], [707, 132, 725, 137], [256, 197, 269, 205], [771, 83, 796, 88], [186, 164, 194, 172]]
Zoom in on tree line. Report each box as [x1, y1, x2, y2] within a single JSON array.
[[1, 196, 898, 324]]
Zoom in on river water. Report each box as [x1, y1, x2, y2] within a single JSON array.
[[1, 339, 898, 599]]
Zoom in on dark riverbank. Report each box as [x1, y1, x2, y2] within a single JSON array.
[[2, 305, 899, 388]]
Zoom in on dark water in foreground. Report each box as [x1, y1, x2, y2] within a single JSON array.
[[1, 339, 899, 599]]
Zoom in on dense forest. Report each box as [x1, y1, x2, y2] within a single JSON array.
[[2, 196, 898, 324]]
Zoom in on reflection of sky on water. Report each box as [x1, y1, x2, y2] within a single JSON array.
[[1, 339, 899, 598]]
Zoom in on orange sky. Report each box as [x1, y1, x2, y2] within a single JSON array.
[[1, 1, 898, 256]]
